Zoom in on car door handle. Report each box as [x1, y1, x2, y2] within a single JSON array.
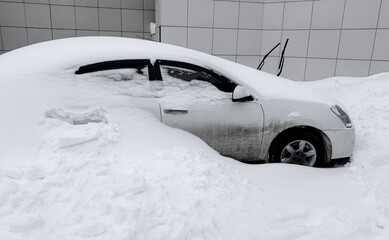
[[164, 109, 188, 115]]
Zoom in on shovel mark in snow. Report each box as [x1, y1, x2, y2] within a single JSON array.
[[44, 108, 108, 125]]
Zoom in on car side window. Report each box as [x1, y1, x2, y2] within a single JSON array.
[[157, 60, 237, 93]]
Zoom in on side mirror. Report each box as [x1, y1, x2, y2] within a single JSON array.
[[232, 86, 253, 102]]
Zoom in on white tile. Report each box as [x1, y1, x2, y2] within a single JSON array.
[[260, 30, 281, 56], [75, 0, 97, 7], [281, 30, 309, 58], [214, 1, 239, 28], [373, 29, 389, 61], [0, 2, 26, 27], [237, 30, 261, 55], [159, 0, 187, 26], [343, 0, 381, 29], [263, 3, 283, 29], [99, 0, 120, 8], [369, 61, 389, 75], [1, 27, 28, 50], [122, 31, 144, 39], [283, 1, 312, 30], [122, 0, 143, 9], [27, 28, 52, 44], [311, 0, 344, 29], [53, 29, 76, 39], [237, 56, 261, 69], [305, 58, 336, 81], [212, 29, 238, 55], [160, 26, 187, 48], [51, 5, 76, 29], [50, 0, 74, 5], [378, 0, 389, 28], [216, 55, 236, 62], [76, 30, 99, 36], [188, 0, 213, 27], [308, 30, 340, 59], [25, 4, 51, 28], [122, 9, 143, 32], [239, 2, 263, 29], [99, 31, 121, 37], [99, 8, 121, 31], [280, 57, 306, 81], [338, 30, 375, 60], [188, 28, 213, 54], [144, 10, 155, 32], [144, 0, 155, 10], [259, 56, 279, 75], [75, 7, 98, 30], [336, 60, 370, 77], [25, 0, 50, 3]]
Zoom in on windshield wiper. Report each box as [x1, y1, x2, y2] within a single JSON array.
[[277, 38, 289, 76], [257, 42, 280, 71]]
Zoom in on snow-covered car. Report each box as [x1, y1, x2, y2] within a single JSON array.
[[0, 37, 355, 167]]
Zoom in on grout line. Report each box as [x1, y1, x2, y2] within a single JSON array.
[[22, 2, 29, 44], [334, 0, 347, 76], [368, 0, 383, 75], [74, 1, 78, 36], [0, 28, 3, 50], [186, 0, 189, 48], [303, 0, 314, 81], [235, 1, 241, 61], [48, 0, 54, 39], [211, 0, 216, 56]]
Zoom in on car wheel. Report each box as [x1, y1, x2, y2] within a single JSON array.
[[269, 130, 324, 167]]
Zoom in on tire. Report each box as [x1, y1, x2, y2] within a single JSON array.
[[269, 130, 325, 167]]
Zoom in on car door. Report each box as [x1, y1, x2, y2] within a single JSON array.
[[75, 59, 162, 120], [155, 60, 264, 161]]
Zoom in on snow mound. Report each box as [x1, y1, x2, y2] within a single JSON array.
[[45, 108, 108, 125]]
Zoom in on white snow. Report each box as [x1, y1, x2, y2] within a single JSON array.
[[1, 37, 389, 239]]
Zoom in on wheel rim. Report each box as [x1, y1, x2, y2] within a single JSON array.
[[280, 140, 317, 166]]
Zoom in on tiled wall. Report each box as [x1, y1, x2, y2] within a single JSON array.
[[0, 0, 155, 54], [156, 0, 389, 81]]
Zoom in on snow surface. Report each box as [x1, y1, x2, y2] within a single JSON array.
[[1, 37, 389, 239]]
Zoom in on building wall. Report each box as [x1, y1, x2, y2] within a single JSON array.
[[0, 0, 155, 54], [156, 0, 389, 81]]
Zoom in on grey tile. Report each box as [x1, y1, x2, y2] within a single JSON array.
[[99, 8, 121, 31], [283, 1, 313, 29], [212, 29, 238, 55], [144, 0, 155, 10], [25, 4, 51, 28], [214, 1, 239, 28], [50, 0, 74, 5], [335, 60, 370, 77], [216, 55, 236, 62], [188, 0, 213, 28], [259, 56, 279, 75], [53, 29, 76, 39], [379, 0, 389, 28], [0, 2, 26, 27], [143, 33, 152, 40], [143, 10, 155, 32], [373, 29, 389, 61], [122, 0, 143, 9], [239, 2, 263, 29], [237, 29, 261, 55], [75, 0, 97, 7], [122, 31, 144, 39], [76, 7, 98, 30], [311, 0, 344, 29], [122, 9, 143, 32], [99, 31, 121, 37], [281, 30, 309, 58], [305, 58, 336, 81], [99, 0, 121, 8], [263, 2, 284, 29], [280, 57, 306, 81], [343, 0, 381, 29], [1, 27, 28, 50], [76, 30, 99, 36], [260, 30, 281, 56], [237, 56, 261, 69], [159, 0, 187, 26], [308, 30, 340, 59], [25, 0, 50, 3], [51, 5, 76, 29], [160, 26, 187, 48], [338, 30, 375, 60], [369, 61, 389, 75], [188, 28, 212, 54], [0, 29, 3, 50], [27, 28, 52, 44]]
